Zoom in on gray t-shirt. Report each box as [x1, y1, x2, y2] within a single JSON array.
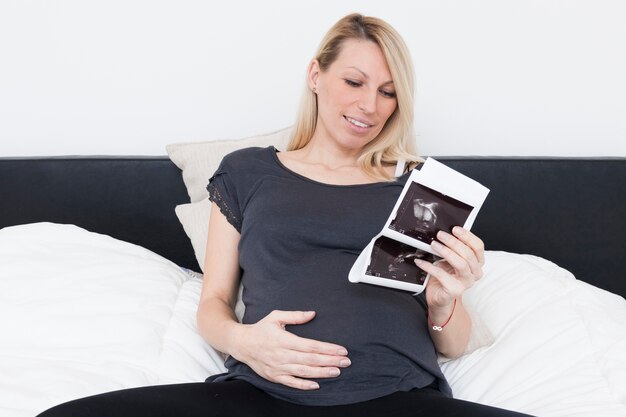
[[207, 146, 451, 405]]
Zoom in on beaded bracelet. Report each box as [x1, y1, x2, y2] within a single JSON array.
[[428, 299, 457, 332]]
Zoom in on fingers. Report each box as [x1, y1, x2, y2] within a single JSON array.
[[288, 349, 351, 370], [268, 309, 317, 327], [264, 360, 343, 390], [432, 229, 483, 280], [247, 310, 351, 390], [280, 331, 351, 371], [415, 259, 464, 296], [452, 226, 485, 266], [265, 349, 349, 390], [284, 362, 342, 380], [267, 310, 349, 356], [414, 228, 486, 306], [284, 334, 349, 357], [431, 238, 480, 282], [275, 375, 321, 391]]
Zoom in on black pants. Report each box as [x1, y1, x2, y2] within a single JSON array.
[[38, 380, 533, 417]]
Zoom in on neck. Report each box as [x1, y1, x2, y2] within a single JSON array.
[[298, 133, 362, 169]]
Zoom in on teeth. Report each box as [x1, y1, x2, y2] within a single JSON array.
[[346, 117, 370, 128]]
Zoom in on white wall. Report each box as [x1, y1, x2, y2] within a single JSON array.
[[0, 0, 624, 157]]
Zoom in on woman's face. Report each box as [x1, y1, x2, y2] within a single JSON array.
[[309, 38, 398, 152]]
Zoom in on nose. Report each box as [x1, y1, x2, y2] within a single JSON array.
[[357, 88, 377, 114]]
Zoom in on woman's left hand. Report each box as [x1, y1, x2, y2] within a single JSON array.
[[415, 226, 485, 309]]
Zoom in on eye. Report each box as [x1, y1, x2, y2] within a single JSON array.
[[344, 79, 362, 88], [380, 89, 396, 99]]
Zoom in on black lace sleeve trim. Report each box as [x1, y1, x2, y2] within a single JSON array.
[[207, 180, 242, 233]]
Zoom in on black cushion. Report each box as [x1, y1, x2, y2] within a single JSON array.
[[1, 156, 624, 298], [0, 157, 198, 271]]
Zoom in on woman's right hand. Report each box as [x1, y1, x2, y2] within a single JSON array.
[[231, 310, 351, 390]]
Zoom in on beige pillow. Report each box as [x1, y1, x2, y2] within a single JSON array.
[[167, 127, 292, 271], [174, 200, 211, 271], [167, 127, 292, 204]]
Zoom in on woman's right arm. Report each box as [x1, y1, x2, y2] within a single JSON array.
[[196, 202, 351, 390], [196, 202, 245, 357]]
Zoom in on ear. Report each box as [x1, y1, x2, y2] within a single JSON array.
[[307, 59, 321, 91]]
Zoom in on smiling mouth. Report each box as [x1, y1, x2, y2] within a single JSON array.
[[344, 116, 373, 128]]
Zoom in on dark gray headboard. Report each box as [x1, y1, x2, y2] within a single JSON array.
[[1, 156, 624, 298]]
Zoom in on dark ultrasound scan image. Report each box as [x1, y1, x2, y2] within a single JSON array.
[[388, 182, 474, 243], [366, 236, 440, 285]]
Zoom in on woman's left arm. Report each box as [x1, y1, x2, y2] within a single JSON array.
[[414, 226, 485, 359]]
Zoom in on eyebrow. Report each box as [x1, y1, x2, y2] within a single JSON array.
[[347, 66, 394, 86]]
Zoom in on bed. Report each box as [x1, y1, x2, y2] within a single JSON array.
[[1, 129, 625, 416]]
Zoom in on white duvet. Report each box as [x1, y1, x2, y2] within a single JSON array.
[[0, 223, 625, 417], [0, 223, 226, 416]]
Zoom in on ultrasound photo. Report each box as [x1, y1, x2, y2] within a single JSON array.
[[366, 236, 440, 285], [388, 181, 474, 243]]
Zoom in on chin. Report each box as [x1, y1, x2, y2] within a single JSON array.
[[338, 131, 380, 151], [338, 139, 374, 152]]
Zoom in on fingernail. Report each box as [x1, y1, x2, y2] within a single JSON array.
[[414, 259, 426, 266], [437, 231, 450, 241], [337, 348, 348, 355], [304, 311, 315, 317], [453, 226, 464, 235], [329, 368, 340, 377], [309, 382, 319, 390], [431, 240, 444, 251], [339, 359, 351, 367]]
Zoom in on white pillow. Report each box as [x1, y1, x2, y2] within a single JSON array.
[[166, 127, 291, 272], [6, 223, 623, 417], [0, 223, 226, 417], [446, 296, 495, 360], [443, 251, 626, 417]]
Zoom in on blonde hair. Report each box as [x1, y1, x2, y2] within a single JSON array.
[[288, 13, 421, 180]]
